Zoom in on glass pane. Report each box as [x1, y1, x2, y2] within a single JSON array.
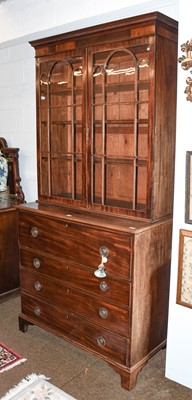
[[40, 73, 48, 107], [50, 124, 72, 153], [106, 104, 135, 120], [136, 164, 148, 210], [138, 124, 148, 159], [138, 82, 149, 102], [92, 159, 102, 204], [50, 61, 72, 93], [138, 99, 148, 120], [38, 56, 84, 201], [91, 44, 151, 212], [50, 106, 72, 123], [106, 124, 134, 158], [74, 105, 82, 122], [106, 51, 136, 84], [74, 68, 83, 105], [93, 105, 102, 122], [105, 51, 136, 123], [93, 124, 102, 155], [40, 74, 49, 154], [105, 162, 134, 207], [51, 157, 72, 197], [75, 124, 82, 154], [40, 108, 48, 152], [40, 155, 49, 196], [75, 159, 82, 200], [93, 66, 103, 105], [138, 82, 149, 120]]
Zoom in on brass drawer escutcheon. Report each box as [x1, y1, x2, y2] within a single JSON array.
[[34, 307, 41, 316], [99, 281, 108, 292], [33, 258, 41, 269], [34, 281, 42, 291], [99, 307, 108, 319], [97, 336, 106, 347], [31, 227, 39, 237]]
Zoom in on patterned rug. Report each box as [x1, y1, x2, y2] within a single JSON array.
[[0, 342, 26, 373], [1, 374, 77, 400]]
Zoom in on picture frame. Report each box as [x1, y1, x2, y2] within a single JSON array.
[[185, 151, 192, 223], [176, 229, 192, 308]]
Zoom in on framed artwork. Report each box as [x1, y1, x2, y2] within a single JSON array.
[[185, 151, 192, 223], [177, 229, 192, 308]]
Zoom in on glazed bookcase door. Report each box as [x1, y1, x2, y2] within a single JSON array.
[[38, 51, 86, 206], [88, 40, 153, 218]]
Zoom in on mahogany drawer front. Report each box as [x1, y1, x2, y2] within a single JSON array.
[[21, 293, 129, 366], [19, 212, 133, 280], [21, 270, 130, 336], [20, 249, 131, 307]]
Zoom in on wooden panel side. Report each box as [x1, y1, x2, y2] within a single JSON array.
[[152, 35, 177, 220], [130, 219, 172, 366]]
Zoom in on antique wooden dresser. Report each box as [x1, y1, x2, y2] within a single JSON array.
[[0, 138, 24, 298], [17, 12, 178, 390]]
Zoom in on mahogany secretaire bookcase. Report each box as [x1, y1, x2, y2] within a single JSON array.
[[17, 12, 178, 390]]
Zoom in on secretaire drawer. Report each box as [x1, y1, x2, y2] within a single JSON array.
[[20, 293, 129, 366], [21, 270, 130, 336], [19, 211, 133, 280], [20, 249, 131, 306]]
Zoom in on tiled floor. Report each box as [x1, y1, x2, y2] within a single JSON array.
[[0, 293, 191, 400]]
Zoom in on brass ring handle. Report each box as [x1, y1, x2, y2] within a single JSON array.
[[94, 246, 109, 278], [94, 262, 107, 278]]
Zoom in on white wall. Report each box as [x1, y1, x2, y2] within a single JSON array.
[[0, 42, 36, 201], [0, 0, 179, 45], [165, 0, 192, 389], [2, 0, 192, 392]]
